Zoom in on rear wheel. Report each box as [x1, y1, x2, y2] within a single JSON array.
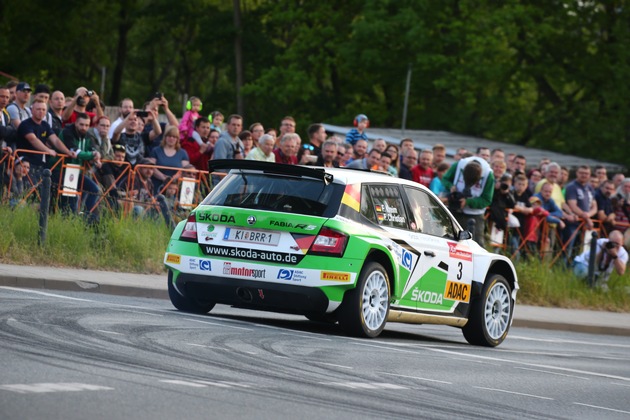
[[462, 274, 513, 347], [337, 262, 390, 338], [167, 271, 215, 314]]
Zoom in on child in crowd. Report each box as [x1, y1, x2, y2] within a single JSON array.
[[346, 114, 369, 145], [178, 96, 203, 142], [210, 111, 224, 133]]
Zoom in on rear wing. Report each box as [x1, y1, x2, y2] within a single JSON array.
[[208, 160, 334, 185]]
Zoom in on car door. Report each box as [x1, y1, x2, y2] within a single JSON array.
[[399, 186, 474, 315]]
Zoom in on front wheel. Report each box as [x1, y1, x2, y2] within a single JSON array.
[[167, 271, 215, 314], [337, 262, 390, 338], [462, 274, 513, 347]]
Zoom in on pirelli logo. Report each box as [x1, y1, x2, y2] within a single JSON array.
[[321, 271, 351, 282], [166, 253, 181, 264], [444, 280, 470, 303]]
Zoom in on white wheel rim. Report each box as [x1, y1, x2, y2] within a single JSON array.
[[484, 282, 511, 340], [361, 271, 389, 331]]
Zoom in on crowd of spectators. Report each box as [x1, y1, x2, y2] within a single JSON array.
[[0, 83, 628, 285]]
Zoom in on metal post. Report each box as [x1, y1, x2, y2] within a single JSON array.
[[586, 231, 599, 287], [38, 169, 52, 246], [401, 63, 412, 137]]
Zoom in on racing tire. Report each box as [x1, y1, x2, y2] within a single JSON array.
[[167, 271, 215, 314], [462, 274, 513, 347], [337, 262, 390, 338]]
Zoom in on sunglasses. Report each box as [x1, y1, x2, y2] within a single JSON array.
[[303, 144, 314, 151]]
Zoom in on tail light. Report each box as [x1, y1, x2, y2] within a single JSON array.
[[308, 227, 348, 257], [179, 214, 198, 242]]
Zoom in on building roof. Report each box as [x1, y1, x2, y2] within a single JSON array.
[[323, 124, 626, 173]]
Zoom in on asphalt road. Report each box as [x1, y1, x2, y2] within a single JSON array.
[[1, 287, 629, 420]]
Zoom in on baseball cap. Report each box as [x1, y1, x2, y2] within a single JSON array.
[[355, 114, 369, 123], [529, 196, 542, 204], [16, 82, 31, 92]]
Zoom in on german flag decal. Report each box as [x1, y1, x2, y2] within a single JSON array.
[[341, 183, 361, 212]]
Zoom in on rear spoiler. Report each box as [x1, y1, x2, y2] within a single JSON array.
[[208, 160, 334, 185]]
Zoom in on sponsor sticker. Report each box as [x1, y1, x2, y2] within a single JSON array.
[[222, 262, 266, 279], [447, 242, 472, 261], [444, 280, 470, 302], [277, 269, 294, 280], [401, 249, 413, 270], [320, 271, 351, 282], [166, 253, 181, 264]]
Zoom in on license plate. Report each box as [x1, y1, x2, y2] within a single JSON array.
[[223, 228, 280, 246]]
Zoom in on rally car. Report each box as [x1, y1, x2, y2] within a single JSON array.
[[164, 160, 518, 347]]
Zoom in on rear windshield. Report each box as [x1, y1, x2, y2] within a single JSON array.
[[202, 172, 344, 217]]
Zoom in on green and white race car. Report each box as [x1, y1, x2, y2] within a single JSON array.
[[164, 160, 518, 346]]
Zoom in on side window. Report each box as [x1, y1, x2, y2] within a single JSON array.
[[360, 184, 376, 223], [364, 184, 409, 230], [403, 186, 457, 239]]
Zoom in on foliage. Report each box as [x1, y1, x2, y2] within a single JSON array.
[[0, 206, 169, 274], [1, 1, 629, 164]]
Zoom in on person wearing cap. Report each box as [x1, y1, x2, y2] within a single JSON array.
[[6, 82, 32, 129], [345, 114, 369, 146]]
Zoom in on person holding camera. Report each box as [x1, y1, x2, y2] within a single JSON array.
[[442, 156, 495, 247], [62, 87, 104, 127], [573, 230, 627, 287]]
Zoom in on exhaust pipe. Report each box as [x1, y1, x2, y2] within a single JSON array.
[[236, 287, 253, 303]]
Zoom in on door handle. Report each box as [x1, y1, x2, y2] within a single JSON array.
[[424, 251, 436, 257]]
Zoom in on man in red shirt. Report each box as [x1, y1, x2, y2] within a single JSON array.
[[411, 149, 434, 188], [181, 117, 212, 171]]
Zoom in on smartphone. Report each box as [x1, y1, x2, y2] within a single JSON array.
[[136, 111, 149, 118]]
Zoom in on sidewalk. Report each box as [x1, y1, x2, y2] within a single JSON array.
[[1, 263, 629, 337]]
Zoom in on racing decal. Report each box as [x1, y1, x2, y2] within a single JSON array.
[[165, 253, 181, 264], [277, 269, 307, 282], [189, 258, 211, 271], [268, 220, 317, 230], [374, 202, 406, 224], [447, 241, 472, 261], [320, 271, 351, 282], [341, 184, 361, 213], [292, 234, 317, 254], [222, 262, 266, 279], [202, 244, 304, 265], [444, 280, 470, 303], [197, 213, 236, 223]]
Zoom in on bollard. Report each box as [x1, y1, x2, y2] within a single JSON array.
[[38, 169, 52, 246], [586, 231, 599, 287], [156, 194, 174, 230]]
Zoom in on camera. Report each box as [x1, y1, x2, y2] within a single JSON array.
[[605, 241, 617, 250], [448, 187, 472, 212], [86, 90, 94, 97], [500, 182, 510, 191], [154, 92, 163, 99]]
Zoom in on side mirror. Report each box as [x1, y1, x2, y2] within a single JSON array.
[[458, 230, 473, 241]]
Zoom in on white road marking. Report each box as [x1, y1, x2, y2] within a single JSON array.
[[509, 335, 630, 349], [97, 330, 124, 335], [381, 372, 452, 384], [513, 367, 590, 380], [0, 287, 95, 302], [160, 379, 251, 389], [160, 380, 206, 388], [0, 383, 113, 394], [187, 319, 252, 331], [473, 386, 554, 400], [322, 382, 408, 390], [312, 362, 353, 369], [573, 402, 630, 414]]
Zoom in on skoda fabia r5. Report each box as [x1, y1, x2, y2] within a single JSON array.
[[164, 160, 518, 347]]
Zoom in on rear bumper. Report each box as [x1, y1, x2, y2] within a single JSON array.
[[173, 272, 331, 315]]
